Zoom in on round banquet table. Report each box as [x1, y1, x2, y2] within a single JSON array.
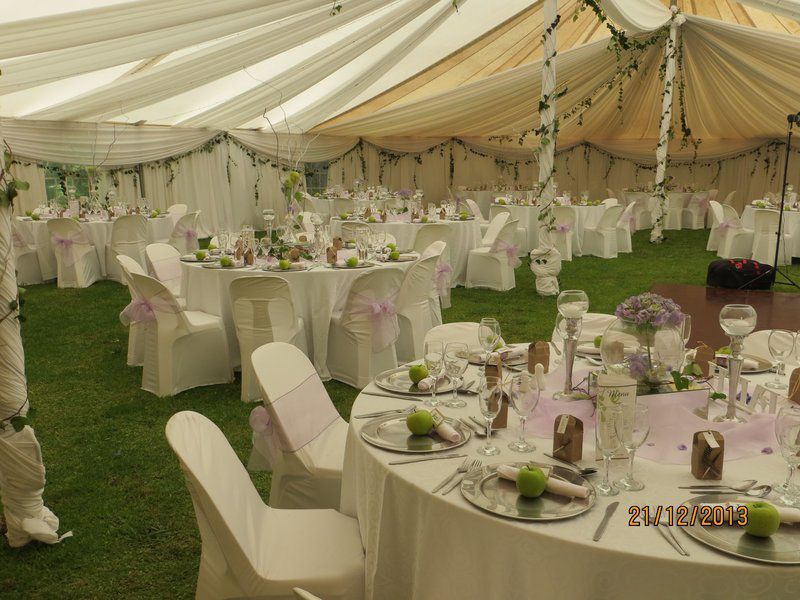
[[181, 260, 417, 379], [464, 190, 535, 217], [15, 216, 174, 280], [328, 218, 481, 286], [741, 207, 800, 259], [342, 356, 800, 600]]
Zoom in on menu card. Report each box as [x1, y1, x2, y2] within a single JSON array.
[[595, 373, 637, 460]]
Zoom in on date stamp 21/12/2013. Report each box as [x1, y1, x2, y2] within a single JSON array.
[[628, 504, 748, 527]]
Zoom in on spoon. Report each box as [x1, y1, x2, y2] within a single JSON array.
[[678, 479, 756, 492], [542, 452, 598, 476], [688, 485, 772, 498], [549, 341, 562, 357]]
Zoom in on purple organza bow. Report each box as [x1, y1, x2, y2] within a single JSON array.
[[119, 296, 178, 326], [555, 223, 572, 233], [50, 232, 85, 267], [249, 406, 273, 436], [434, 262, 453, 297], [492, 239, 521, 268], [12, 231, 25, 248], [350, 292, 400, 351], [174, 224, 199, 250], [627, 215, 637, 231], [717, 219, 741, 231]]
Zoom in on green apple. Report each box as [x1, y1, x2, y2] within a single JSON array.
[[219, 256, 233, 267], [516, 465, 547, 498], [346, 256, 359, 267], [207, 242, 217, 250], [195, 250, 207, 261], [408, 364, 428, 384], [406, 409, 434, 436], [279, 259, 291, 270], [386, 243, 397, 251], [459, 211, 469, 220], [339, 213, 349, 220], [31, 214, 40, 221], [499, 199, 507, 205], [368, 216, 377, 223], [25, 210, 32, 217], [717, 346, 732, 355], [594, 335, 603, 348], [389, 251, 400, 261], [420, 215, 428, 223], [744, 502, 781, 538]]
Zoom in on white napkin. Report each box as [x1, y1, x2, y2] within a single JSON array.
[[469, 343, 525, 364], [416, 374, 447, 391], [435, 421, 462, 443], [496, 464, 590, 499], [701, 502, 800, 524]]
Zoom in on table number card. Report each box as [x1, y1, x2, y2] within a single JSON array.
[[553, 415, 583, 462], [528, 341, 550, 374], [595, 373, 637, 460], [691, 430, 724, 480], [789, 368, 800, 405]]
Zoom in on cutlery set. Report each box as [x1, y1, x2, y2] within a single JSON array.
[[431, 458, 483, 495]]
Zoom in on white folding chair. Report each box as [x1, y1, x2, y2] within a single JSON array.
[[601, 198, 619, 207], [395, 253, 440, 364], [751, 209, 792, 266], [412, 223, 452, 267], [683, 190, 713, 229], [465, 199, 488, 224], [616, 203, 636, 253], [145, 242, 184, 300], [465, 219, 519, 291], [664, 194, 687, 230], [631, 196, 653, 229], [106, 214, 147, 284], [12, 219, 43, 285], [487, 205, 527, 251], [166, 203, 187, 226], [169, 211, 200, 254], [582, 205, 624, 259], [551, 206, 577, 261], [480, 211, 509, 247], [250, 342, 347, 509], [229, 276, 308, 403], [420, 240, 448, 325], [165, 411, 364, 600], [46, 218, 101, 288], [717, 205, 754, 259], [116, 255, 147, 367], [128, 273, 232, 397], [327, 268, 405, 388], [424, 322, 480, 349], [706, 201, 725, 251]]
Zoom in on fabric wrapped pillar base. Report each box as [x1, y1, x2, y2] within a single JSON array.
[[530, 247, 561, 296]]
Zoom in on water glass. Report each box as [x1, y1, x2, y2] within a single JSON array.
[[477, 376, 503, 456], [423, 340, 444, 408], [614, 404, 650, 491], [478, 317, 501, 366], [595, 405, 621, 496], [508, 372, 540, 453], [774, 405, 800, 507], [766, 330, 796, 390], [681, 315, 692, 347], [443, 342, 468, 408]]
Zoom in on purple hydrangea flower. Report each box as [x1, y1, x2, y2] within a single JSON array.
[[677, 444, 688, 451], [761, 447, 774, 455]]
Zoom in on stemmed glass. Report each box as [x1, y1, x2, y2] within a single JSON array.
[[508, 372, 540, 453], [715, 304, 757, 423], [423, 340, 444, 408], [681, 315, 692, 348], [766, 330, 796, 390], [554, 289, 589, 401], [774, 405, 800, 507], [614, 404, 650, 491], [443, 342, 468, 409], [478, 317, 501, 371], [595, 404, 621, 496], [477, 376, 503, 456], [218, 230, 230, 256]]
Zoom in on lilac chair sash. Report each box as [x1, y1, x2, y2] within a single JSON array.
[[12, 231, 26, 249], [119, 296, 179, 326], [173, 224, 199, 251], [555, 223, 572, 233], [50, 231, 87, 267], [349, 291, 400, 352], [491, 239, 521, 268], [717, 219, 741, 232], [258, 373, 340, 453], [434, 262, 452, 309]]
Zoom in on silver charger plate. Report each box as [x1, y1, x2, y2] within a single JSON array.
[[374, 366, 455, 394], [181, 255, 215, 263], [714, 354, 773, 375], [360, 414, 470, 453], [202, 262, 241, 269], [331, 261, 374, 269], [383, 255, 418, 263], [264, 265, 312, 272], [461, 462, 596, 521], [679, 495, 800, 564]]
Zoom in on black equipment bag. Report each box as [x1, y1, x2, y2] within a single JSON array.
[[706, 259, 773, 290]]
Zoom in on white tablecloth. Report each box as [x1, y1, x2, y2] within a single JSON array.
[[741, 207, 800, 258], [329, 219, 481, 286], [15, 216, 174, 279], [181, 261, 415, 379], [465, 190, 535, 217], [342, 356, 799, 600]]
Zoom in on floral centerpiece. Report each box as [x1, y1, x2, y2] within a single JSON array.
[[601, 292, 686, 392]]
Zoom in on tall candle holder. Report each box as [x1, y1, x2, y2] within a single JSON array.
[[714, 304, 757, 424], [553, 290, 589, 401]]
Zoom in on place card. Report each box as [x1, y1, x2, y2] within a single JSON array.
[[528, 341, 550, 374], [332, 237, 344, 250], [691, 430, 724, 480], [695, 344, 715, 378], [326, 247, 337, 264], [595, 373, 637, 460], [789, 368, 800, 405], [553, 415, 583, 462]]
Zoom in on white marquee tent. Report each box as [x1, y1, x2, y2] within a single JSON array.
[[3, 0, 800, 229]]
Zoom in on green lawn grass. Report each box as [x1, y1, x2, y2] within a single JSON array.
[[2, 230, 798, 598]]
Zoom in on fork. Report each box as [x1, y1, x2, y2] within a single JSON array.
[[649, 513, 689, 556], [441, 459, 482, 495], [352, 407, 413, 419], [431, 457, 470, 493]]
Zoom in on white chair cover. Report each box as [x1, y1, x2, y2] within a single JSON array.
[[169, 211, 200, 254], [249, 342, 347, 510], [229, 276, 308, 403], [106, 214, 147, 283], [551, 206, 577, 261], [146, 242, 183, 298], [601, 198, 619, 207], [751, 209, 792, 266], [717, 204, 754, 259], [128, 273, 232, 396], [12, 218, 43, 285], [116, 255, 147, 367], [465, 199, 488, 223], [165, 411, 364, 600], [294, 589, 323, 600], [583, 205, 624, 259], [664, 194, 687, 230], [46, 218, 101, 288], [395, 253, 440, 364], [424, 322, 480, 349], [465, 219, 519, 291], [616, 203, 636, 253], [529, 246, 562, 296], [412, 223, 452, 266], [706, 200, 725, 251], [166, 203, 188, 226], [328, 268, 404, 388], [420, 240, 448, 321], [683, 190, 712, 229], [480, 211, 509, 247]]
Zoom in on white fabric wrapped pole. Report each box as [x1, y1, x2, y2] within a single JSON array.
[[529, 246, 561, 296], [651, 5, 685, 243], [0, 197, 67, 547], [536, 0, 558, 250]]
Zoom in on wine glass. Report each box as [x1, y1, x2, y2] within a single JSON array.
[[774, 404, 800, 507], [614, 404, 650, 491], [715, 304, 757, 423], [423, 340, 444, 408], [681, 314, 692, 347], [508, 372, 540, 453], [557, 289, 589, 319], [555, 290, 589, 401], [477, 376, 503, 456], [218, 230, 230, 256], [595, 404, 621, 496], [766, 330, 796, 390], [478, 317, 501, 368], [443, 342, 468, 409]]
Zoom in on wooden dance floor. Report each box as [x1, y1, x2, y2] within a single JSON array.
[[651, 284, 800, 349]]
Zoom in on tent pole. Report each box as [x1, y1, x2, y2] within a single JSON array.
[[537, 0, 557, 249]]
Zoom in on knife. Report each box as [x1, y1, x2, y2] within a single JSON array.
[[593, 501, 620, 542], [388, 453, 467, 465]]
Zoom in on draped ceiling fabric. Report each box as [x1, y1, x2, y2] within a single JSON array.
[[2, 0, 800, 223]]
